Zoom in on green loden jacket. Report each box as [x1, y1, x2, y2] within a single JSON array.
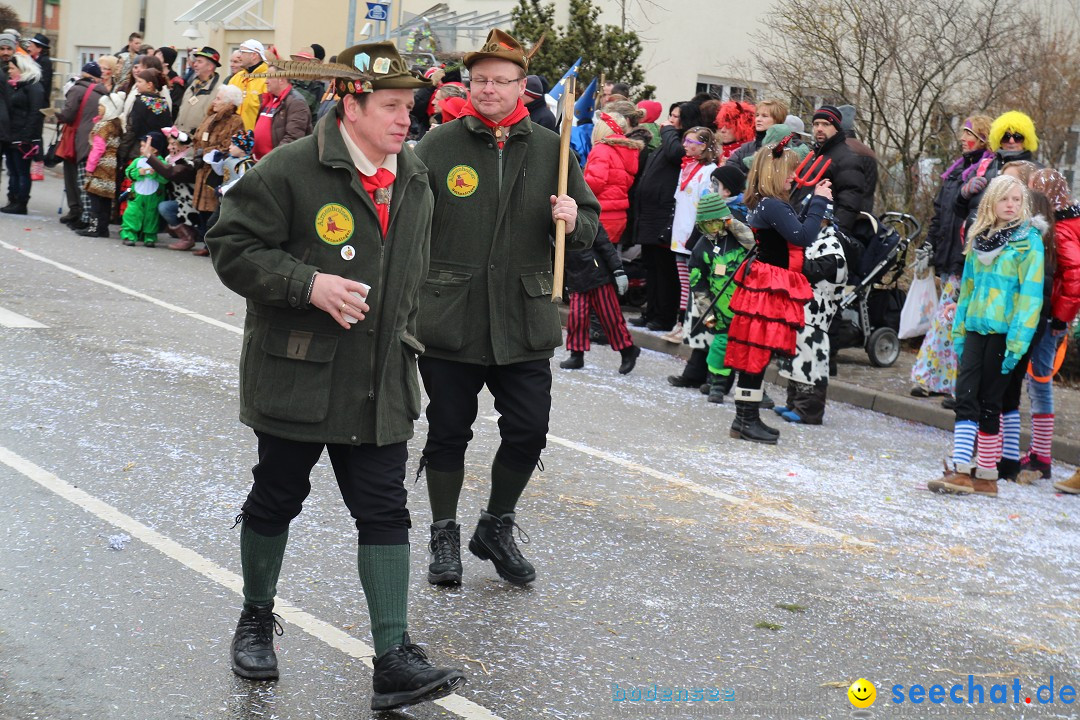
[[414, 114, 600, 365], [206, 113, 431, 446]]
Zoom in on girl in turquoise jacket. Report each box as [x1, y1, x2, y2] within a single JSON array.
[[929, 174, 1044, 497]]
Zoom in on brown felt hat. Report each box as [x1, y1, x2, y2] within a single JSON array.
[[463, 29, 532, 72]]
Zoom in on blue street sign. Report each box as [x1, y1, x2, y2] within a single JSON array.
[[365, 2, 389, 20]]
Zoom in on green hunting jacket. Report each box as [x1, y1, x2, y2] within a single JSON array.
[[414, 114, 600, 365], [206, 113, 431, 446]]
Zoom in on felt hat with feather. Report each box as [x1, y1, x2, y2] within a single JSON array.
[[255, 41, 430, 96], [463, 29, 543, 73]]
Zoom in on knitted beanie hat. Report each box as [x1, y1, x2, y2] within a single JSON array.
[[696, 193, 732, 223]]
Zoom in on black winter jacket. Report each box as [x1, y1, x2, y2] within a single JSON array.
[[527, 97, 556, 131], [790, 129, 867, 234], [957, 149, 1044, 228], [8, 79, 46, 144], [926, 150, 990, 277], [631, 124, 683, 247], [0, 64, 12, 143], [566, 227, 622, 293]]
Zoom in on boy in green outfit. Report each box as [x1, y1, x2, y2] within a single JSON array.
[[687, 182, 754, 403], [120, 131, 169, 246]]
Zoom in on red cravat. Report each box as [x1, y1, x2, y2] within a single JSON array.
[[360, 168, 395, 236]]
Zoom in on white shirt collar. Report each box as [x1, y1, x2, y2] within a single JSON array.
[[338, 122, 397, 177]]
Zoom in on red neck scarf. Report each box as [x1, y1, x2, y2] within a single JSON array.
[[459, 98, 530, 148], [360, 169, 395, 236], [680, 157, 704, 191]]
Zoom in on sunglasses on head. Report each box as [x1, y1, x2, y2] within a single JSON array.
[[1001, 132, 1025, 143]]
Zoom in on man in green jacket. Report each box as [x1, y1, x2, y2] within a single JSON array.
[[206, 42, 464, 712], [414, 29, 600, 587]]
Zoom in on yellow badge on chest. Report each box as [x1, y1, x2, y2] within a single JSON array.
[[447, 165, 479, 198], [315, 203, 355, 245]]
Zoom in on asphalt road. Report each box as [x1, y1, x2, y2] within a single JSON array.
[[1, 190, 1078, 719]]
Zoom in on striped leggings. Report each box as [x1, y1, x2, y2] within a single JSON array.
[[566, 283, 632, 352]]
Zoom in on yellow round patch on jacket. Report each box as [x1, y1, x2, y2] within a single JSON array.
[[315, 203, 355, 245], [447, 165, 479, 197]]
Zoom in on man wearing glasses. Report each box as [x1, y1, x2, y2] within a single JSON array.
[[414, 29, 600, 588]]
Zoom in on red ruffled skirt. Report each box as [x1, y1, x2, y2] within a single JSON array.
[[725, 260, 812, 374]]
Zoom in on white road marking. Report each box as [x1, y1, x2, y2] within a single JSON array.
[[483, 416, 873, 547], [0, 306, 47, 328], [0, 445, 501, 720], [0, 240, 243, 335]]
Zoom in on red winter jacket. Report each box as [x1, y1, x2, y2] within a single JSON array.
[[584, 135, 644, 217], [1052, 214, 1080, 324]]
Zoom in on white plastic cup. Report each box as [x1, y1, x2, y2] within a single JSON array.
[[343, 283, 371, 324]]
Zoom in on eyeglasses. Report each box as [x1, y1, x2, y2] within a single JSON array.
[[683, 137, 704, 146], [471, 77, 524, 88], [1001, 132, 1025, 143]]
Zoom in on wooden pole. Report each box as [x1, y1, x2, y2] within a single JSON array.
[[551, 76, 576, 303]]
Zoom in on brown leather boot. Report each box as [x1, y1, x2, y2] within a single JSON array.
[[168, 224, 197, 251], [928, 460, 974, 494], [971, 467, 998, 498], [1053, 469, 1080, 495]]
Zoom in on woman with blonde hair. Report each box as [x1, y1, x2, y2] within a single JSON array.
[[585, 108, 644, 246], [2, 53, 45, 214], [96, 55, 119, 92], [724, 98, 789, 173], [725, 139, 832, 444], [929, 174, 1044, 497], [911, 114, 994, 403]]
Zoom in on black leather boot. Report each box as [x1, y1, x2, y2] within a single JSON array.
[[371, 632, 466, 711], [469, 511, 535, 585], [1, 201, 27, 215], [427, 520, 462, 586], [618, 345, 641, 374], [230, 602, 282, 680], [559, 351, 584, 369], [730, 401, 779, 444]]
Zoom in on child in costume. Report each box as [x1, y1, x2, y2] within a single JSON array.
[[774, 222, 848, 424], [80, 91, 127, 238], [725, 139, 832, 445], [206, 129, 256, 197], [686, 182, 753, 404], [559, 225, 641, 374], [928, 174, 1043, 498], [120, 130, 169, 247]]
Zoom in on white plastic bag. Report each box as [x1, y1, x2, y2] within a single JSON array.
[[898, 272, 938, 339]]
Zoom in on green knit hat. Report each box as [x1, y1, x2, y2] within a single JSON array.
[[697, 193, 732, 223]]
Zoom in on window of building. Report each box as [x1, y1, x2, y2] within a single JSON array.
[[696, 77, 760, 103], [77, 46, 111, 68]]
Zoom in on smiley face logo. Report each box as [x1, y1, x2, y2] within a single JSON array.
[[848, 678, 876, 709]]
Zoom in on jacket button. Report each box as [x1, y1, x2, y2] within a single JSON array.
[[367, 328, 375, 336], [289, 296, 297, 305], [368, 391, 375, 400], [351, 435, 357, 442], [489, 264, 496, 270], [434, 290, 441, 297]]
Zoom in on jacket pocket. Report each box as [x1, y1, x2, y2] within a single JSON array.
[[520, 270, 563, 350], [253, 328, 338, 423], [418, 269, 471, 351], [400, 332, 423, 421]]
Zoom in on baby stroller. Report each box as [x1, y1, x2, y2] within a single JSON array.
[[828, 211, 922, 367]]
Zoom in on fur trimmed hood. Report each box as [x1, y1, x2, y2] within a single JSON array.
[[989, 111, 1038, 153], [597, 135, 645, 151]]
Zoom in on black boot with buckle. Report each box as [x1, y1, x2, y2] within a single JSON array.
[[231, 602, 283, 680], [371, 632, 466, 711], [469, 511, 536, 585]]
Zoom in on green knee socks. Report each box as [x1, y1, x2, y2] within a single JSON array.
[[357, 544, 410, 657], [426, 466, 466, 522], [486, 456, 534, 517], [240, 524, 289, 606]]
